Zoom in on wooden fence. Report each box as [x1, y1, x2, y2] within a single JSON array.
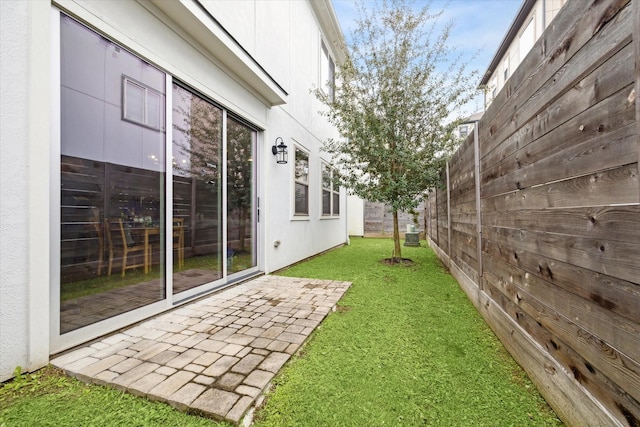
[[426, 0, 639, 425]]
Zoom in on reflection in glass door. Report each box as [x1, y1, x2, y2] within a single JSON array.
[[172, 84, 223, 294], [59, 15, 166, 334], [226, 117, 257, 274]]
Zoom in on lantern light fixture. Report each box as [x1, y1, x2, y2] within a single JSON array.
[[272, 137, 288, 164]]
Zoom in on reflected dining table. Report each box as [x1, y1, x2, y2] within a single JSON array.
[[131, 223, 183, 274]]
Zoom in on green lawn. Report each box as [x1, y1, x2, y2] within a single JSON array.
[[1, 238, 561, 426], [254, 238, 561, 426]]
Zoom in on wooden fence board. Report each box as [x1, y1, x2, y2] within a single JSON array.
[[481, 267, 640, 424], [635, 0, 640, 202], [481, 88, 637, 198], [482, 205, 640, 245], [484, 223, 640, 289], [480, 0, 631, 158], [482, 163, 639, 212], [481, 255, 640, 411]]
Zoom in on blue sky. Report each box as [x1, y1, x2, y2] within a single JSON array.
[[331, 0, 523, 115]]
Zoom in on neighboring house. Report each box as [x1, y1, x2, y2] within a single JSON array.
[[480, 0, 567, 108], [454, 110, 484, 139], [0, 0, 347, 381]]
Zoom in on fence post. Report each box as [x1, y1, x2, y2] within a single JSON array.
[[473, 123, 483, 285], [446, 161, 451, 257]]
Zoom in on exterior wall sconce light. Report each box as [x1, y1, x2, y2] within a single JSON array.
[[272, 137, 288, 164]]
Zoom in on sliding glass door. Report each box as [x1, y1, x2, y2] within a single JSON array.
[[171, 84, 223, 293], [57, 13, 259, 339], [59, 15, 166, 333], [226, 117, 257, 275]]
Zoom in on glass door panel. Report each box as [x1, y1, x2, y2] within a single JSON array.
[[59, 15, 166, 334], [226, 117, 257, 273], [172, 84, 223, 293]]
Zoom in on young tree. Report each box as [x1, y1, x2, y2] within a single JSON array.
[[317, 0, 478, 260]]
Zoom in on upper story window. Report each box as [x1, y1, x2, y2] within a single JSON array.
[[503, 58, 509, 82], [320, 40, 335, 102], [123, 76, 165, 131], [321, 162, 340, 216], [294, 146, 309, 216], [519, 17, 535, 63]]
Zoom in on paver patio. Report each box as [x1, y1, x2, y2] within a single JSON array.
[[52, 275, 351, 425]]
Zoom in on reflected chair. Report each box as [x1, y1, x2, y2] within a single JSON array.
[[173, 218, 184, 269], [105, 218, 146, 277]]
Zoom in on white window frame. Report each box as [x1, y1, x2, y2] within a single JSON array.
[[122, 76, 165, 131], [518, 16, 535, 63], [293, 145, 310, 217], [320, 39, 335, 102], [320, 161, 340, 218]]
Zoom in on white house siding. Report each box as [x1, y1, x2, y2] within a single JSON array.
[[0, 0, 346, 381]]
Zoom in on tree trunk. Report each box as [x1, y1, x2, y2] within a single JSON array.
[[392, 210, 402, 260]]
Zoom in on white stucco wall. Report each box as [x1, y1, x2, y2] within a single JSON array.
[[0, 0, 30, 382], [204, 0, 347, 272], [0, 0, 51, 382]]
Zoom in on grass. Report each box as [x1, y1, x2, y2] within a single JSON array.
[[1, 238, 561, 426], [0, 366, 223, 427], [253, 238, 562, 426]]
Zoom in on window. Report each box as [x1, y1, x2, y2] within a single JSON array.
[[321, 162, 340, 216], [490, 77, 498, 100], [503, 58, 509, 82], [294, 147, 309, 215], [519, 17, 535, 63], [459, 125, 468, 138], [320, 40, 335, 102], [123, 76, 165, 131]]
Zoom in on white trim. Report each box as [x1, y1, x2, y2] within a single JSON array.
[[222, 110, 229, 279], [164, 75, 174, 307], [48, 6, 62, 358], [147, 0, 287, 106]]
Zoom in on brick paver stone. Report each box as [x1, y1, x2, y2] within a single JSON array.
[[166, 349, 204, 369], [110, 357, 143, 374], [128, 372, 167, 397], [232, 354, 265, 375], [226, 396, 254, 424], [167, 382, 207, 411], [202, 355, 239, 377], [149, 370, 196, 401], [51, 347, 97, 368], [77, 354, 126, 380], [243, 370, 274, 389], [219, 343, 244, 356], [112, 362, 160, 390], [259, 352, 290, 374], [149, 350, 180, 365], [216, 372, 245, 391], [93, 369, 119, 385], [191, 388, 240, 419]]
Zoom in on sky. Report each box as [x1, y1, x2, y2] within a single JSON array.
[[330, 0, 523, 115]]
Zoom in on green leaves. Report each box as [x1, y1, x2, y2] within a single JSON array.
[[316, 0, 478, 234]]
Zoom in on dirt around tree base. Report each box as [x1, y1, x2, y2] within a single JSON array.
[[382, 258, 415, 266]]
